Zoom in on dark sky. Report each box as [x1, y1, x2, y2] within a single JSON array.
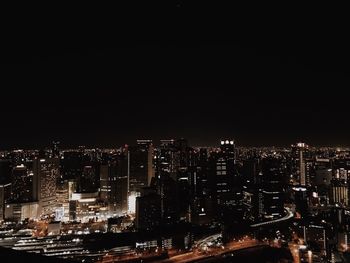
[[0, 6, 349, 149]]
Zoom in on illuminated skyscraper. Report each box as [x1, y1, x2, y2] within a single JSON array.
[[33, 158, 60, 215], [330, 178, 348, 206], [259, 157, 286, 219], [292, 142, 309, 186], [212, 140, 237, 207], [11, 164, 34, 203]]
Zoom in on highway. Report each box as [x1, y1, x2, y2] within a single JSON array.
[[98, 237, 261, 263], [154, 237, 261, 263], [250, 207, 294, 228], [99, 207, 295, 263], [195, 233, 222, 249]]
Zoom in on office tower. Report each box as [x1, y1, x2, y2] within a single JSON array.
[[56, 178, 69, 221], [242, 158, 260, 221], [99, 157, 127, 216], [173, 139, 196, 221], [0, 159, 12, 221], [242, 158, 259, 185], [293, 186, 308, 218], [135, 187, 161, 231], [211, 140, 239, 208], [114, 149, 129, 215], [128, 140, 154, 193], [333, 158, 350, 183], [194, 148, 210, 197], [330, 178, 348, 206], [157, 173, 178, 225], [292, 142, 309, 186], [189, 148, 215, 225], [313, 158, 332, 186], [77, 165, 98, 193], [156, 139, 177, 180], [0, 183, 11, 221], [99, 163, 112, 201], [11, 164, 34, 203], [259, 157, 285, 219], [33, 158, 60, 215]]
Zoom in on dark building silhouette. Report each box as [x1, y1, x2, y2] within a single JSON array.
[[128, 140, 154, 193], [135, 187, 161, 231], [260, 157, 286, 219]]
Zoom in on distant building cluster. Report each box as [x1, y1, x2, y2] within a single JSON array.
[[2, 140, 350, 261]]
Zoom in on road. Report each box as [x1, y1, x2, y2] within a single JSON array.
[[195, 233, 222, 249], [250, 207, 294, 228], [99, 237, 261, 263], [155, 238, 261, 263]]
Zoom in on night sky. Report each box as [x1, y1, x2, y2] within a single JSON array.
[[1, 6, 349, 149]]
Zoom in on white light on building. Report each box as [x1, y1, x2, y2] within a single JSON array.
[[128, 192, 139, 214]]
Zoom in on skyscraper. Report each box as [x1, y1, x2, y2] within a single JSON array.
[[135, 187, 161, 231], [292, 142, 309, 186], [0, 183, 11, 221], [11, 164, 33, 203], [61, 151, 83, 181], [128, 140, 154, 193], [99, 154, 128, 216], [33, 158, 60, 215], [77, 165, 98, 193], [260, 157, 286, 219], [211, 140, 238, 207]]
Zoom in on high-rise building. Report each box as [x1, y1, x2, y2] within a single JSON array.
[[330, 178, 348, 207], [135, 187, 161, 231], [56, 178, 69, 221], [33, 158, 60, 215], [293, 186, 308, 218], [11, 164, 34, 203], [156, 139, 177, 180], [158, 174, 178, 225], [77, 165, 98, 193], [99, 163, 112, 201], [0, 183, 11, 221], [211, 140, 239, 208], [194, 148, 210, 197], [292, 142, 309, 186], [128, 140, 154, 193], [99, 155, 128, 216], [61, 151, 83, 181], [259, 157, 286, 219]]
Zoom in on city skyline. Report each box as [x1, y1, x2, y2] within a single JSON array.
[[1, 138, 349, 262], [1, 4, 350, 262]]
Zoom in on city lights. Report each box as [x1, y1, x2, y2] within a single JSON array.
[[0, 139, 349, 262]]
